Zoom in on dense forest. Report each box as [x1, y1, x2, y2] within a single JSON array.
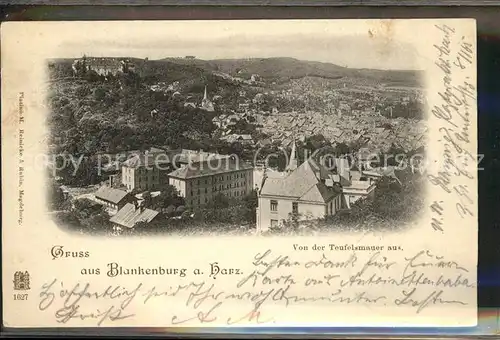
[[47, 58, 244, 156]]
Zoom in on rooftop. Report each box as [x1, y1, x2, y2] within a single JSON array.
[[94, 186, 129, 204], [260, 159, 340, 204], [109, 203, 159, 229], [168, 158, 253, 180], [122, 153, 170, 168]]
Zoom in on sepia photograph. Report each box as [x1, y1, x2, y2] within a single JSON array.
[[45, 22, 428, 237]]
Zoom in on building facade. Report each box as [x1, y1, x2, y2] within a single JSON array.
[[332, 157, 377, 209], [168, 158, 254, 210], [121, 149, 172, 192], [257, 159, 342, 232], [342, 180, 376, 208], [256, 144, 379, 232]]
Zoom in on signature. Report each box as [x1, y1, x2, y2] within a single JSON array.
[[55, 304, 134, 326], [395, 288, 466, 313]]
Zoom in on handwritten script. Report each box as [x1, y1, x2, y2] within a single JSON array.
[[38, 248, 475, 326], [429, 23, 476, 232]]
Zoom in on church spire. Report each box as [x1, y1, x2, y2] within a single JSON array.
[[200, 85, 214, 112], [286, 139, 298, 173]]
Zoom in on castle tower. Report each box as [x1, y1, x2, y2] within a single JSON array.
[[285, 139, 298, 173]]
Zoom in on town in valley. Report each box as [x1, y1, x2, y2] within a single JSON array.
[[46, 55, 427, 236]]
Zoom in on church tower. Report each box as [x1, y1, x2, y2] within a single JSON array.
[[201, 85, 215, 112], [285, 139, 298, 173]]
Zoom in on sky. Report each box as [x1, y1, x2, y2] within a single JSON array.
[[42, 19, 428, 70]]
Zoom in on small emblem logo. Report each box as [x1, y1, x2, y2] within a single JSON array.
[[13, 271, 30, 291]]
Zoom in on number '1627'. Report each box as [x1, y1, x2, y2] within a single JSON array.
[[13, 293, 28, 300]]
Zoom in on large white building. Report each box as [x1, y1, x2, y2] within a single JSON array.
[[256, 143, 377, 232], [257, 158, 343, 232]]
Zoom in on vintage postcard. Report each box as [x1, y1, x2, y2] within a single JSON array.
[[2, 19, 477, 328]]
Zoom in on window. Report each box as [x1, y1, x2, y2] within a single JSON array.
[[205, 188, 208, 194], [292, 202, 298, 214], [270, 219, 279, 228], [197, 180, 200, 185], [270, 200, 278, 212], [205, 179, 208, 184]]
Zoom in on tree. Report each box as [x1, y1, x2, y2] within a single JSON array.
[[142, 191, 153, 208], [53, 211, 82, 233], [242, 189, 258, 222], [81, 210, 114, 235], [207, 193, 230, 209], [243, 189, 258, 210], [47, 182, 65, 211], [153, 185, 185, 210], [334, 142, 350, 156], [72, 198, 100, 219], [94, 86, 106, 101]]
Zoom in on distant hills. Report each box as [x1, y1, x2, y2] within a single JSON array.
[[48, 56, 423, 88], [161, 57, 423, 87]]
